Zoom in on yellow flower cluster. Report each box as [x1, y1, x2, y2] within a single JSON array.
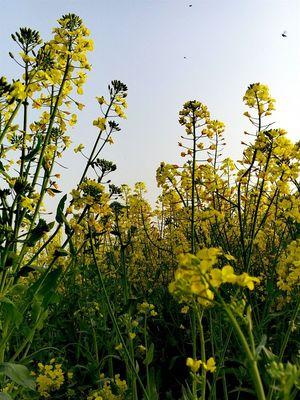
[[279, 196, 300, 223], [179, 100, 210, 135], [93, 117, 107, 130], [74, 143, 85, 153], [71, 179, 106, 210], [202, 119, 225, 140], [20, 195, 36, 212], [35, 360, 64, 398], [0, 382, 15, 394], [186, 356, 216, 373], [50, 13, 93, 69], [24, 14, 93, 132], [87, 374, 127, 400], [138, 301, 158, 317], [6, 80, 26, 102], [243, 83, 275, 117], [277, 239, 300, 294], [169, 248, 260, 306], [93, 88, 127, 131]]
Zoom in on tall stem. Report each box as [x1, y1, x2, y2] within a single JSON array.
[[195, 306, 206, 400], [222, 303, 266, 400], [88, 228, 150, 400], [191, 112, 196, 254]]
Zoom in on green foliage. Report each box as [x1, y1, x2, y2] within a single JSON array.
[[0, 363, 35, 390], [0, 13, 299, 400]]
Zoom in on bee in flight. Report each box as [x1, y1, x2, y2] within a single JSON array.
[[281, 31, 287, 38]]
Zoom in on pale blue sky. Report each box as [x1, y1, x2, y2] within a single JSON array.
[[0, 0, 299, 203]]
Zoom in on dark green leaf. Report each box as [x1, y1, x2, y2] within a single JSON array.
[[255, 334, 267, 357], [54, 248, 69, 257], [0, 393, 13, 400], [26, 267, 62, 310], [55, 194, 67, 224], [27, 219, 51, 247], [50, 188, 62, 194], [0, 362, 35, 390], [0, 297, 23, 327], [144, 343, 154, 366], [16, 265, 37, 277], [69, 239, 77, 256], [22, 135, 42, 161]]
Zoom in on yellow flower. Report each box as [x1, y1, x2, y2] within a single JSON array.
[[180, 306, 189, 314], [93, 117, 106, 130], [210, 269, 223, 287], [96, 96, 106, 105], [115, 343, 123, 351], [20, 196, 35, 212], [67, 371, 73, 380], [8, 81, 26, 101], [203, 357, 216, 373], [114, 104, 127, 119], [69, 114, 77, 126], [236, 273, 260, 290], [74, 143, 85, 153], [186, 357, 202, 373], [221, 265, 237, 284], [277, 239, 300, 293], [76, 102, 85, 110]]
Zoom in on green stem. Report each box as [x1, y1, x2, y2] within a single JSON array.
[[223, 304, 266, 400], [88, 228, 150, 400], [267, 296, 300, 400], [15, 58, 71, 271], [0, 101, 22, 145], [195, 306, 206, 400], [191, 112, 196, 254], [190, 311, 197, 397]]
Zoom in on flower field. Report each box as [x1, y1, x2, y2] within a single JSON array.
[[0, 14, 299, 400]]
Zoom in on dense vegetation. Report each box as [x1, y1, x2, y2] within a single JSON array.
[[0, 14, 299, 400]]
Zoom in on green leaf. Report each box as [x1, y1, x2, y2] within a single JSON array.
[[27, 219, 52, 247], [255, 334, 267, 357], [4, 251, 18, 267], [55, 194, 67, 224], [35, 268, 62, 311], [147, 367, 159, 399], [47, 221, 55, 230], [0, 393, 13, 400], [144, 343, 154, 366], [22, 134, 42, 161], [168, 355, 180, 370], [0, 362, 35, 390], [54, 248, 69, 257], [25, 267, 62, 311], [69, 239, 77, 257], [0, 297, 23, 327], [55, 194, 72, 236], [16, 265, 36, 278], [50, 188, 62, 194]]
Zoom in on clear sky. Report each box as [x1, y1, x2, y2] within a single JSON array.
[[0, 0, 299, 203]]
